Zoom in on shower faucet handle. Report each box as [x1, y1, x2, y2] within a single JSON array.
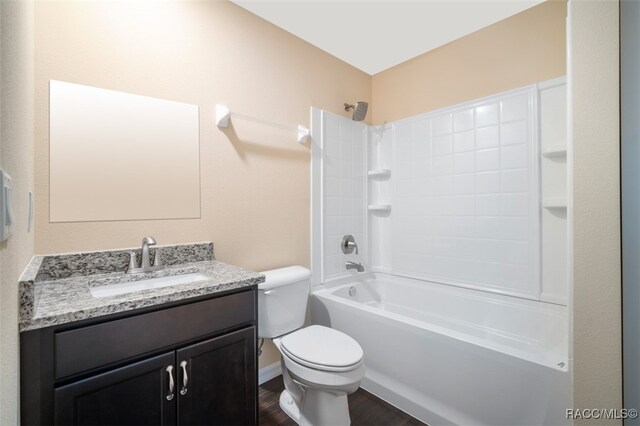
[[342, 235, 359, 255]]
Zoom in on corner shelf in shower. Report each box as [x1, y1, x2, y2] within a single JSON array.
[[368, 204, 391, 212], [367, 169, 391, 179], [542, 148, 567, 159], [542, 199, 567, 210]]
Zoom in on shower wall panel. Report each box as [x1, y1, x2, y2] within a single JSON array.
[[321, 112, 367, 280], [390, 87, 541, 299]]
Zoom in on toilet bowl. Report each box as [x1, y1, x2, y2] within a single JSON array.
[[274, 326, 365, 426], [259, 267, 365, 426]]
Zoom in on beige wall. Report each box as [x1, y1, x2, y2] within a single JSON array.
[[32, 0, 569, 380], [570, 0, 622, 422], [371, 0, 566, 124], [34, 0, 371, 369], [0, 0, 35, 423], [26, 0, 623, 419]]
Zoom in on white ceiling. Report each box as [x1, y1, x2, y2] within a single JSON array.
[[231, 0, 545, 75]]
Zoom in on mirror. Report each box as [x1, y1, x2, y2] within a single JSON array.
[[49, 80, 200, 222]]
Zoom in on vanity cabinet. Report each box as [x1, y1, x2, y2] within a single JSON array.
[[177, 328, 255, 425], [21, 287, 258, 426], [54, 352, 176, 426]]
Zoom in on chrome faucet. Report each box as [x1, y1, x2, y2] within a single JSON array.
[[346, 261, 364, 273], [141, 236, 155, 269], [126, 236, 164, 274]]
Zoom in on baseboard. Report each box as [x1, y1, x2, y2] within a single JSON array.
[[259, 361, 282, 385]]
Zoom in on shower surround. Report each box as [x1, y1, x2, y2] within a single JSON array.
[[310, 78, 570, 425]]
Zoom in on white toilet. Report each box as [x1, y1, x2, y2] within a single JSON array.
[[259, 266, 365, 426]]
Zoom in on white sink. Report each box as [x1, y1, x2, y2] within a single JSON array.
[[90, 272, 209, 298]]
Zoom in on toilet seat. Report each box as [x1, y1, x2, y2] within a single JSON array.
[[280, 325, 364, 372], [280, 348, 365, 393]]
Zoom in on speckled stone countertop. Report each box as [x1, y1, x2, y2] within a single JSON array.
[[19, 243, 264, 332]]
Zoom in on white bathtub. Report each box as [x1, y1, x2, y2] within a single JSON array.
[[311, 273, 571, 426]]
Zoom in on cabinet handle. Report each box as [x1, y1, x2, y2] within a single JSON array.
[[180, 360, 188, 396], [166, 365, 175, 401]]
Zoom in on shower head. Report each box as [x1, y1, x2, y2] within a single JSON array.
[[344, 102, 368, 121]]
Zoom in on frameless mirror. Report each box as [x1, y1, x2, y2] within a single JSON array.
[[49, 80, 200, 222]]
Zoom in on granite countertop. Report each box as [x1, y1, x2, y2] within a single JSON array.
[[19, 243, 265, 332]]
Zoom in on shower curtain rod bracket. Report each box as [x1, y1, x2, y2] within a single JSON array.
[[297, 125, 310, 144], [215, 104, 231, 128]]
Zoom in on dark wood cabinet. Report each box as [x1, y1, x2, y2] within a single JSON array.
[[177, 327, 256, 425], [21, 288, 258, 426], [54, 352, 176, 426]]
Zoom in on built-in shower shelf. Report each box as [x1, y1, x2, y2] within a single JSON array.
[[542, 199, 567, 209], [368, 169, 391, 179], [542, 148, 567, 159], [368, 204, 391, 212]]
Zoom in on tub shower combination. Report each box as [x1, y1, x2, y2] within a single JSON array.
[[311, 274, 569, 425], [310, 80, 570, 425]]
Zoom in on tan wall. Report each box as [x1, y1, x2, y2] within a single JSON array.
[[570, 0, 621, 422], [0, 0, 35, 423], [34, 0, 370, 369], [371, 0, 566, 124], [0, 0, 623, 422], [32, 0, 568, 378]]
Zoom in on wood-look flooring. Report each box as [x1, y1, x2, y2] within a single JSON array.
[[259, 376, 426, 426]]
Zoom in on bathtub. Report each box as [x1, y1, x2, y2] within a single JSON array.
[[311, 273, 571, 426]]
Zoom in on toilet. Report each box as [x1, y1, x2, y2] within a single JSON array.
[[259, 266, 365, 426]]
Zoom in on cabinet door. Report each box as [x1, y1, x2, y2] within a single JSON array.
[[177, 327, 256, 426], [54, 352, 176, 426]]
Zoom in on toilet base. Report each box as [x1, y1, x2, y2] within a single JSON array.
[[279, 390, 302, 424], [279, 388, 351, 426], [273, 335, 362, 426]]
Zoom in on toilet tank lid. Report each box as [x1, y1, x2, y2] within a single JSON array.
[[259, 266, 311, 290]]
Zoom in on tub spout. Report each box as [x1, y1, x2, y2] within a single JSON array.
[[346, 261, 365, 273]]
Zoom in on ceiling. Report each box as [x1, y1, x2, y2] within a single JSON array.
[[231, 0, 545, 75]]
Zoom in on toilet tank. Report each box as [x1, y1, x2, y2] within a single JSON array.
[[258, 266, 311, 339]]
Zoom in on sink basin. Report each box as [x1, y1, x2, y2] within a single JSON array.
[[90, 272, 209, 298]]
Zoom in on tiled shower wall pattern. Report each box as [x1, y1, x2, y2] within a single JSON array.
[[391, 88, 540, 299], [323, 113, 367, 280]]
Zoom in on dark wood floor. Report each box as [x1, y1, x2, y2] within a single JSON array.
[[259, 376, 425, 426]]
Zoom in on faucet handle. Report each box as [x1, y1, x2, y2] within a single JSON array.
[[153, 248, 162, 267], [126, 251, 137, 272], [342, 235, 359, 255]]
